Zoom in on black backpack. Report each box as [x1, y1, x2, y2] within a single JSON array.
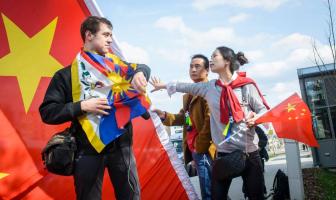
[[256, 126, 269, 161], [272, 169, 290, 200]]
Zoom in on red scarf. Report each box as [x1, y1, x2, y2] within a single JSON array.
[[216, 72, 270, 124]]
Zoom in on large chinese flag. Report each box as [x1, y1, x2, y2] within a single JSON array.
[[255, 93, 319, 147], [0, 1, 196, 199]]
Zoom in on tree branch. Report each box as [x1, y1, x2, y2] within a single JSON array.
[[327, 0, 336, 72]]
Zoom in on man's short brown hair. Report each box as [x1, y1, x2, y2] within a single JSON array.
[[80, 16, 113, 41]]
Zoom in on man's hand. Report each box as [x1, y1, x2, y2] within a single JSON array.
[[131, 72, 147, 94], [152, 109, 166, 119], [245, 111, 257, 127], [80, 98, 111, 115], [149, 76, 167, 92]]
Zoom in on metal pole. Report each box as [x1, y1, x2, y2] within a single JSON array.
[[284, 139, 305, 200]]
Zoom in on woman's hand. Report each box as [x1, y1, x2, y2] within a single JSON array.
[[149, 76, 167, 92], [245, 111, 257, 128]]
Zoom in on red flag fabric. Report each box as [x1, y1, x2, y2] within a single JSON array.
[[0, 110, 45, 199], [0, 0, 197, 199], [255, 93, 319, 147], [0, 1, 88, 199]]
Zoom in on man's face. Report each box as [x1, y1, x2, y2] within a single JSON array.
[[86, 23, 112, 55], [189, 58, 208, 82]]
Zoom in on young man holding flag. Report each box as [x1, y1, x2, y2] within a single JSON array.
[[40, 16, 150, 200]]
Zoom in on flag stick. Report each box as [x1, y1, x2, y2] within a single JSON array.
[[218, 132, 240, 146], [254, 109, 271, 123]]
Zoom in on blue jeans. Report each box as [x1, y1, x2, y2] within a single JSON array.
[[192, 152, 212, 200]]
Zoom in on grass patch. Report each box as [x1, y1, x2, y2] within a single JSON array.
[[317, 169, 336, 200], [303, 168, 336, 200]]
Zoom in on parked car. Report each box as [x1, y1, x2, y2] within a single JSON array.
[[170, 133, 183, 160]]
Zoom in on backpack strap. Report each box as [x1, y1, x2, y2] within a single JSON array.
[[241, 85, 248, 106], [240, 85, 249, 154], [272, 170, 279, 192], [241, 84, 254, 113]]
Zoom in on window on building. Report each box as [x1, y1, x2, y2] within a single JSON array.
[[325, 76, 336, 106], [312, 108, 332, 139], [305, 79, 327, 108]]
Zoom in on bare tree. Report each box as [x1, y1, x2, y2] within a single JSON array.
[[312, 0, 336, 76]]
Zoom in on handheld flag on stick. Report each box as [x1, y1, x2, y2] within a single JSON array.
[[222, 117, 234, 141], [255, 93, 319, 147]]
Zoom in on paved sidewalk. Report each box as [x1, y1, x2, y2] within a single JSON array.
[[190, 150, 313, 199], [229, 150, 313, 199]]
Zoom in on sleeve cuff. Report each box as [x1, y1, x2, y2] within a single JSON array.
[[167, 82, 177, 97], [73, 101, 85, 117], [134, 64, 150, 81]]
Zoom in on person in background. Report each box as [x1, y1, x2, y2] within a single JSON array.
[[153, 54, 213, 200]]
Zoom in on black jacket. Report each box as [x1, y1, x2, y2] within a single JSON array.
[[39, 64, 150, 154], [256, 126, 269, 161]]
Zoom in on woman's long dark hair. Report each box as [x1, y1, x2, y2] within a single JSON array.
[[216, 46, 248, 74]]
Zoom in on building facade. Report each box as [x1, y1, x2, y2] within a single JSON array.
[[297, 63, 336, 167]]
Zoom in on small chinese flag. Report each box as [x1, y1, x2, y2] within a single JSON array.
[[255, 93, 319, 147]]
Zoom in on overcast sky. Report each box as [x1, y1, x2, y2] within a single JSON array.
[[98, 0, 334, 113]]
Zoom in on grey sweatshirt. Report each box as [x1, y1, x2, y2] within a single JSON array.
[[167, 73, 267, 153]]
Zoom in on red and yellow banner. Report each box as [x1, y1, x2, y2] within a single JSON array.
[[0, 1, 90, 199]]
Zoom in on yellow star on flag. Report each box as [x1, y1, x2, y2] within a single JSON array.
[[0, 172, 9, 180], [0, 14, 63, 113], [108, 71, 131, 96], [286, 103, 296, 112]]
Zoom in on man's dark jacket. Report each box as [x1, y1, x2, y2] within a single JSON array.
[[39, 64, 150, 154]]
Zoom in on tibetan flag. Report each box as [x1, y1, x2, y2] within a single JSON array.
[[71, 50, 151, 153], [255, 93, 319, 147], [0, 0, 197, 199]]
